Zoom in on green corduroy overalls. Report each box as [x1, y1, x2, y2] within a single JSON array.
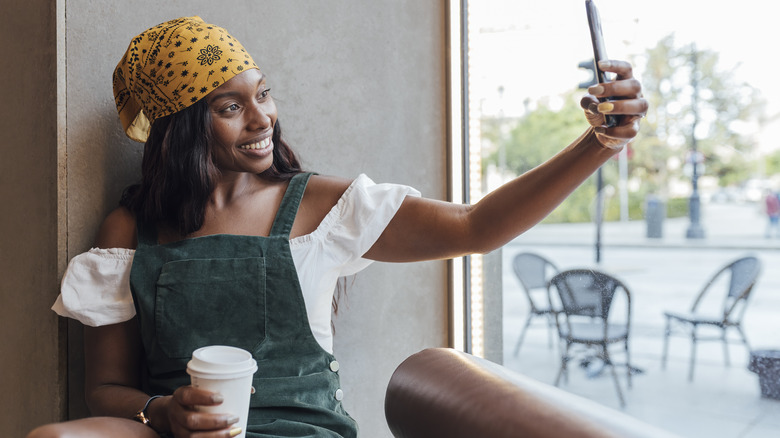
[[129, 173, 359, 437]]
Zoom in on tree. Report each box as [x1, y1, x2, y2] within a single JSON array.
[[633, 35, 766, 193], [764, 149, 780, 176], [481, 93, 616, 223], [482, 91, 589, 177], [481, 34, 767, 224]]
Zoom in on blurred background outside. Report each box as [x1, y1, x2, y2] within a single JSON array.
[[465, 1, 780, 436]]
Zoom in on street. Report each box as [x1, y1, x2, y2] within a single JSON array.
[[496, 201, 780, 437]]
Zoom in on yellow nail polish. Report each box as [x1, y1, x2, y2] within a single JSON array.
[[597, 102, 614, 113], [229, 427, 243, 437]]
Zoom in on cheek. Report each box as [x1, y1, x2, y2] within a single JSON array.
[[266, 101, 279, 124], [211, 120, 239, 145], [211, 142, 237, 167]]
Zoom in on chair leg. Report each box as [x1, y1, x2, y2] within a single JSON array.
[[554, 342, 570, 387], [603, 347, 626, 408], [735, 324, 751, 352], [721, 327, 730, 367], [661, 316, 671, 370], [546, 313, 556, 348], [688, 325, 698, 382], [513, 314, 534, 357], [625, 339, 632, 389]]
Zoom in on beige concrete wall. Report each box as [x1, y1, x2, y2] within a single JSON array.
[[2, 0, 449, 436], [0, 0, 66, 435]]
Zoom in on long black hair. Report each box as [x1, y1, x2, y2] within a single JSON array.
[[121, 98, 303, 236]]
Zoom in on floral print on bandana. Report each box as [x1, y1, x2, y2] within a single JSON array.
[[197, 45, 222, 66]]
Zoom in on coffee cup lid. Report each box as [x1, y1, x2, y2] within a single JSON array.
[[186, 345, 258, 378]]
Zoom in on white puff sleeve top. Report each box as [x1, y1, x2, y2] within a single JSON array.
[[52, 174, 420, 353]]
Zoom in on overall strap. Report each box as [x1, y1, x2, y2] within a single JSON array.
[[135, 219, 158, 248], [270, 172, 314, 238]]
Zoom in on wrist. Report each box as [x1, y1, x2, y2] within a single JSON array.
[[590, 126, 628, 152], [135, 394, 170, 433]]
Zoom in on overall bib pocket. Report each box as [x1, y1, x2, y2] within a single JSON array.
[[155, 257, 266, 359]]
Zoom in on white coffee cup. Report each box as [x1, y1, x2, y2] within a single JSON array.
[[186, 345, 258, 438]]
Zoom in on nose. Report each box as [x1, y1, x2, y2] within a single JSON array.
[[246, 101, 272, 131]]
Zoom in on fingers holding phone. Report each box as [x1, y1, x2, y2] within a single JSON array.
[[581, 65, 647, 149], [583, 0, 648, 147], [588, 60, 645, 110], [588, 60, 646, 113]]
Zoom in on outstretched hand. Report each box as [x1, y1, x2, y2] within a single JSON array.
[[581, 59, 648, 150]]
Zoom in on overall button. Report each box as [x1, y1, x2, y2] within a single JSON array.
[[335, 389, 344, 401], [329, 360, 340, 372]]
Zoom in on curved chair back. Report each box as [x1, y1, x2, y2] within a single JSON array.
[[549, 269, 630, 322], [512, 253, 559, 312], [691, 256, 761, 322], [663, 255, 761, 381]]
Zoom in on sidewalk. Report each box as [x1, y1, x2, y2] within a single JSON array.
[[499, 201, 780, 438], [514, 201, 780, 250]]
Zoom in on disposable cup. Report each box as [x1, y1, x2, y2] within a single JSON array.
[[186, 345, 257, 438]]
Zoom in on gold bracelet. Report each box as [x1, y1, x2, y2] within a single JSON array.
[[133, 395, 163, 426]]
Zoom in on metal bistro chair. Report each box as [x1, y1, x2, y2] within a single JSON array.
[[511, 252, 560, 356], [662, 256, 761, 381], [549, 269, 632, 407]]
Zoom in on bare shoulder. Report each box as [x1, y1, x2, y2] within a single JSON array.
[[305, 174, 353, 204], [292, 174, 353, 238], [94, 206, 137, 250]]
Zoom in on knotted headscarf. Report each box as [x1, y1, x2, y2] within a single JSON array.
[[113, 16, 259, 142]]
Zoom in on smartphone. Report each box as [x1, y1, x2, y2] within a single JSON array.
[[585, 0, 619, 127]]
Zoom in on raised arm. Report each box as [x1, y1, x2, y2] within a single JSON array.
[[365, 60, 646, 263]]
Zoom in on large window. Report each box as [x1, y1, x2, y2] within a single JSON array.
[[454, 0, 780, 435]]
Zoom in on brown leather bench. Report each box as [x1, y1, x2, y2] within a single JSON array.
[[385, 348, 680, 438]]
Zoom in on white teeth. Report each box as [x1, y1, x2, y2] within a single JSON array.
[[239, 138, 271, 150]]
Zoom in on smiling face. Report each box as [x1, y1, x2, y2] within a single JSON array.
[[206, 68, 278, 175]]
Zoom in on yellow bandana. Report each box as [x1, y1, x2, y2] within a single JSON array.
[[113, 16, 259, 142]]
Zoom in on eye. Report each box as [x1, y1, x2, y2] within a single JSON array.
[[222, 103, 240, 112], [259, 88, 271, 99]]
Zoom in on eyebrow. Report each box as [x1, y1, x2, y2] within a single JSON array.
[[207, 73, 266, 102]]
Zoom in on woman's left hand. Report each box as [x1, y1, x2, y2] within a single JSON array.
[[581, 59, 648, 150]]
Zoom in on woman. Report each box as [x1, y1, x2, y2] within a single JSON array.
[[29, 15, 647, 438]]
